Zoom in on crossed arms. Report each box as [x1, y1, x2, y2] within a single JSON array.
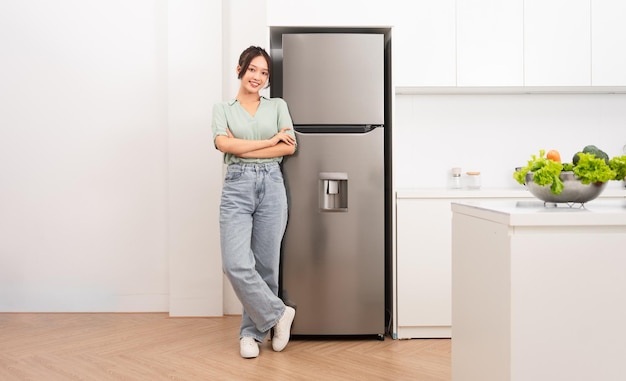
[[215, 127, 296, 159]]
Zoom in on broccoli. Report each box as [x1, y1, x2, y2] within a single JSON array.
[[572, 145, 610, 165]]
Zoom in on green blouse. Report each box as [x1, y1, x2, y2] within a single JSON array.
[[211, 96, 296, 165]]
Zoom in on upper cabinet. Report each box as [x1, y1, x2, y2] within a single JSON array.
[[592, 0, 626, 86], [267, 0, 394, 27], [457, 0, 524, 86], [267, 0, 626, 89], [393, 0, 456, 87], [524, 0, 591, 86]]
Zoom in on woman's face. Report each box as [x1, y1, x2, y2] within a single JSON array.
[[238, 55, 269, 94]]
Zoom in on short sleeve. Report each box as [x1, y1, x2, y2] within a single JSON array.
[[211, 103, 228, 148]]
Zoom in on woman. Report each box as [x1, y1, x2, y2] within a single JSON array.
[[211, 46, 297, 359]]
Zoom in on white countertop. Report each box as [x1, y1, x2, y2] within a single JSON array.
[[396, 187, 626, 199], [451, 199, 626, 227]]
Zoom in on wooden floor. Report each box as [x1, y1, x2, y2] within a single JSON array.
[[0, 313, 450, 381]]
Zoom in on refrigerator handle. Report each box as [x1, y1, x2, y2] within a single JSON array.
[[319, 172, 348, 212]]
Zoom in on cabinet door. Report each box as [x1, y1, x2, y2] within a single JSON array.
[[393, 0, 456, 86], [267, 0, 394, 26], [592, 0, 626, 86], [524, 0, 591, 86], [396, 199, 451, 336], [457, 0, 524, 86]]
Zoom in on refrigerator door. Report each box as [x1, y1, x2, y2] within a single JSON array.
[[281, 128, 385, 335], [282, 33, 384, 126]]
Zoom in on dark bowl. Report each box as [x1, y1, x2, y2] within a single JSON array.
[[525, 171, 607, 203]]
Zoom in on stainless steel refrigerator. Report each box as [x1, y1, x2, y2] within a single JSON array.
[[270, 28, 391, 338]]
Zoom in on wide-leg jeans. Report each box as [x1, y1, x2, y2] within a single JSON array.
[[220, 162, 288, 342]]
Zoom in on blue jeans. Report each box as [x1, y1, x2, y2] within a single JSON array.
[[220, 162, 288, 342]]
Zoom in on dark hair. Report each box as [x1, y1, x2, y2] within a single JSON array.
[[237, 46, 272, 87]]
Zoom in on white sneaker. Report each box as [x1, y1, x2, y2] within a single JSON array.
[[240, 337, 259, 359], [272, 306, 295, 352]]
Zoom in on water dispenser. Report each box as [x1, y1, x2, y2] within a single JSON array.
[[319, 172, 348, 212]]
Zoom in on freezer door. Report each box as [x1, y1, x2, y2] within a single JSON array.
[[280, 128, 385, 335], [282, 33, 384, 126]]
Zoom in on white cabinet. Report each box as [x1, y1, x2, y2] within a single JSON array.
[[524, 0, 591, 86], [456, 0, 524, 86], [392, 0, 456, 87], [451, 200, 626, 381], [396, 198, 453, 339], [592, 0, 626, 86], [266, 0, 393, 27]]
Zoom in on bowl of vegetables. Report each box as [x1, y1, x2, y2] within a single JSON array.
[[524, 171, 608, 203], [514, 145, 626, 204]]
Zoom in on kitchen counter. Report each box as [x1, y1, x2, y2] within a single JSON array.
[[452, 198, 626, 226], [450, 200, 626, 381], [396, 187, 626, 199]]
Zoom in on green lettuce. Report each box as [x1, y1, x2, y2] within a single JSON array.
[[609, 155, 626, 181], [513, 149, 565, 194], [573, 152, 615, 184]]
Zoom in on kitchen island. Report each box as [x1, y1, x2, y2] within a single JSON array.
[[451, 200, 626, 381]]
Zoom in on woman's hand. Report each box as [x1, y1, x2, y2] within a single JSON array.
[[270, 127, 295, 146]]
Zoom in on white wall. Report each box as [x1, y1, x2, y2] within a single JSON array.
[[0, 0, 170, 312], [168, 1, 224, 316], [394, 93, 626, 191], [0, 0, 225, 314]]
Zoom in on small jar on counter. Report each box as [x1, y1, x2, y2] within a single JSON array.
[[465, 171, 481, 189], [449, 167, 462, 189]]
